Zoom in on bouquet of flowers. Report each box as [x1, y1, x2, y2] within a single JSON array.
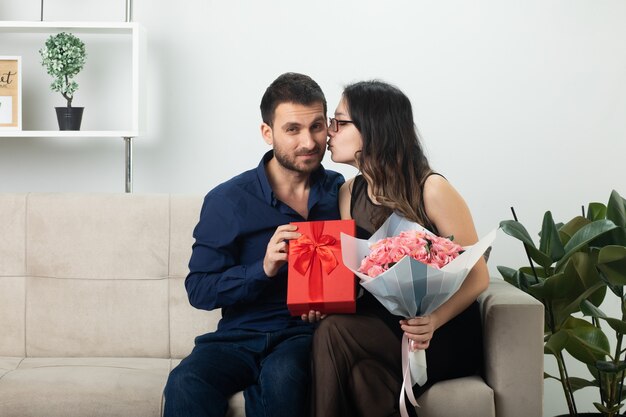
[[358, 230, 465, 277], [341, 213, 497, 417]]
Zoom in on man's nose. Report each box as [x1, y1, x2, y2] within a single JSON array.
[[300, 131, 317, 149]]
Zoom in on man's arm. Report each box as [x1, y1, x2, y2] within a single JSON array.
[[185, 195, 271, 311]]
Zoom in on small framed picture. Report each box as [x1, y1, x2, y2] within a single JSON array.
[[0, 56, 22, 130]]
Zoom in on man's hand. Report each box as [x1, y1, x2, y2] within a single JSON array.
[[300, 310, 327, 323], [263, 224, 301, 278]]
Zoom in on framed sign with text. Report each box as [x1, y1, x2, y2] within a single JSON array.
[[0, 56, 22, 130]]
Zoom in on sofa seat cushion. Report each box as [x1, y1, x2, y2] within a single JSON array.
[[0, 357, 170, 417], [0, 357, 22, 379], [417, 375, 495, 417]]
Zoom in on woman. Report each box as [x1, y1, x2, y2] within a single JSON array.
[[311, 81, 489, 417]]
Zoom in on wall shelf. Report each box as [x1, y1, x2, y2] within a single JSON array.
[[0, 21, 146, 192], [0, 130, 137, 138]]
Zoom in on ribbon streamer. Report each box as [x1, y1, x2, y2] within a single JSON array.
[[400, 333, 425, 417], [290, 222, 340, 302]]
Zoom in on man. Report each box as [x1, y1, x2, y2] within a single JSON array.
[[163, 73, 344, 417]]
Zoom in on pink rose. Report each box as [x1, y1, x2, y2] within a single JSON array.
[[366, 264, 387, 277], [357, 229, 463, 276]]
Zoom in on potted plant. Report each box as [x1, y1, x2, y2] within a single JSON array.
[[498, 190, 626, 417], [39, 32, 86, 130]]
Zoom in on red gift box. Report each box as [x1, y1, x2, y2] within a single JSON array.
[[287, 219, 356, 316]]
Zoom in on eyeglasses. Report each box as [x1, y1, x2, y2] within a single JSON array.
[[328, 118, 354, 132]]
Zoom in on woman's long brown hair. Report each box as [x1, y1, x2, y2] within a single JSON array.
[[343, 80, 432, 229]]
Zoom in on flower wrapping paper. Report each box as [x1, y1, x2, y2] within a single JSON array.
[[287, 219, 356, 316], [340, 213, 497, 416]]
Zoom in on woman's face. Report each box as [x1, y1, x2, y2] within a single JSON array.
[[327, 96, 362, 168]]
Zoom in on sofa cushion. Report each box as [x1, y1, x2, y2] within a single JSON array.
[[417, 375, 495, 417], [0, 194, 26, 277], [26, 276, 170, 357], [168, 195, 220, 358], [0, 357, 169, 417], [0, 277, 25, 357], [168, 276, 219, 359], [21, 194, 173, 358], [26, 194, 170, 280], [0, 357, 22, 379]]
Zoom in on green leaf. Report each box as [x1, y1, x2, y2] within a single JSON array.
[[580, 299, 607, 319], [559, 281, 606, 323], [559, 216, 590, 247], [594, 402, 612, 414], [598, 246, 626, 286], [539, 211, 566, 263], [587, 202, 607, 221], [544, 252, 605, 320], [555, 220, 618, 270], [569, 252, 606, 307], [500, 220, 553, 268], [562, 317, 610, 365], [604, 317, 626, 334], [567, 376, 597, 392], [594, 360, 626, 373], [545, 329, 568, 355], [497, 266, 520, 288], [607, 189, 626, 228], [580, 300, 626, 334], [525, 272, 563, 300], [544, 372, 559, 380], [520, 265, 551, 279]]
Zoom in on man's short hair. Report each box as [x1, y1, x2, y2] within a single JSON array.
[[260, 73, 327, 126]]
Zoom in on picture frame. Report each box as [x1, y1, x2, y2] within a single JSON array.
[[0, 56, 22, 130]]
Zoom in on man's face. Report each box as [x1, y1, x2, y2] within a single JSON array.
[[262, 102, 327, 174]]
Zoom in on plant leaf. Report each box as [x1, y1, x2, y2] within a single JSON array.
[[598, 246, 626, 286], [594, 360, 626, 373], [567, 376, 597, 393], [580, 300, 626, 334], [545, 329, 568, 355], [594, 402, 612, 414], [607, 189, 626, 228], [544, 372, 559, 380], [580, 299, 607, 319], [539, 211, 566, 263], [497, 266, 520, 287], [602, 317, 626, 334], [500, 220, 553, 268], [587, 202, 607, 221], [562, 317, 610, 365], [555, 220, 618, 270], [559, 216, 590, 247]]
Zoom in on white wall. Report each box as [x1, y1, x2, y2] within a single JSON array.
[[2, 1, 626, 415]]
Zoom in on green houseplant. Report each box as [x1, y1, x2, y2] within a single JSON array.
[[499, 190, 626, 417], [39, 32, 86, 130]]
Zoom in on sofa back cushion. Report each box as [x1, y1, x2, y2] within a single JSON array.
[[0, 194, 27, 357], [168, 195, 219, 358], [0, 193, 219, 359]]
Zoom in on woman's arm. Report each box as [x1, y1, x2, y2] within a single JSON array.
[[400, 174, 489, 349]]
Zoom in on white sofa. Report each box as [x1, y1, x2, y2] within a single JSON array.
[[0, 193, 544, 417]]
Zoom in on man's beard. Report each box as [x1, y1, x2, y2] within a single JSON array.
[[273, 146, 324, 174]]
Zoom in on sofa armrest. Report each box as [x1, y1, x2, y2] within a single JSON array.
[[478, 278, 544, 417]]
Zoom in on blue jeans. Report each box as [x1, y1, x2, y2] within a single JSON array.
[[163, 326, 313, 417]]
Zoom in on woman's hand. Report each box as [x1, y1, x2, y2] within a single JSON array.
[[400, 315, 436, 350], [301, 310, 327, 323]]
